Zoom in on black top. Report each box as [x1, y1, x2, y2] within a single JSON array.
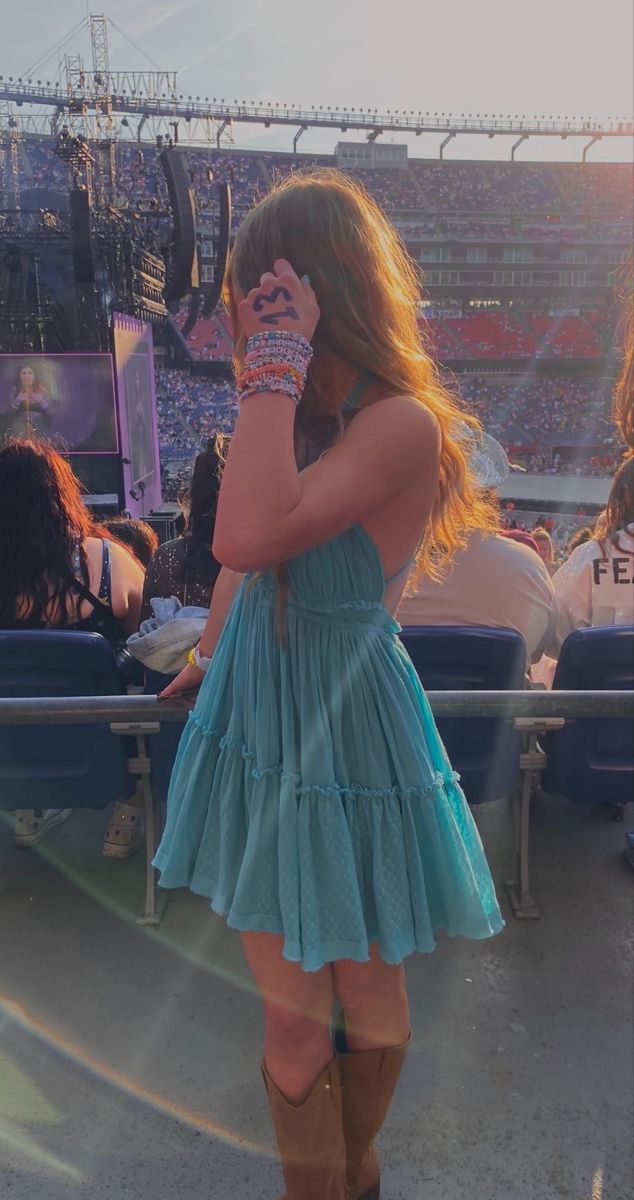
[[141, 536, 220, 622], [67, 540, 123, 647]]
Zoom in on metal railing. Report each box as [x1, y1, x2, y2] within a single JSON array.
[[1, 690, 631, 926], [0, 690, 632, 726]]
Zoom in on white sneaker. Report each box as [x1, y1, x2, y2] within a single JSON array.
[[101, 800, 144, 859], [14, 809, 73, 848]]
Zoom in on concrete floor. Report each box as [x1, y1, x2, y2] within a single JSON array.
[[0, 793, 632, 1200]]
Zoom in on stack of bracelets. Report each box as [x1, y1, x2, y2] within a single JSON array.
[[237, 330, 313, 406]]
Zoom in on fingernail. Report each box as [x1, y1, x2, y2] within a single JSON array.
[[300, 274, 311, 285]]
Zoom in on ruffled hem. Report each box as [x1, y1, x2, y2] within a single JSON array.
[[153, 720, 505, 973], [186, 710, 461, 800], [187, 895, 503, 974]]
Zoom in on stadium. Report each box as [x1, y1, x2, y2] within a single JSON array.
[[0, 11, 633, 1200]]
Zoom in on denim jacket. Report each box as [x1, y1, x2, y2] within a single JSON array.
[[127, 597, 209, 674]]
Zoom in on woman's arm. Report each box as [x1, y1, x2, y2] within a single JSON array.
[[214, 396, 438, 571], [213, 260, 438, 572], [107, 539, 145, 635], [158, 566, 244, 698]]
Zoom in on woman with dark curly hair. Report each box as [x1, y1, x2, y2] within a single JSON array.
[[0, 438, 144, 853]]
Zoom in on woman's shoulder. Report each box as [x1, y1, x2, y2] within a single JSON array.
[[351, 394, 440, 458], [149, 536, 187, 562]]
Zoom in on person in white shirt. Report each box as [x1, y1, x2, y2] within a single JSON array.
[[551, 457, 634, 650], [399, 435, 557, 665]]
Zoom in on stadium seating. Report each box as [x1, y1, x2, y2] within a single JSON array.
[[0, 629, 167, 922], [543, 626, 634, 815], [0, 630, 134, 810], [18, 135, 628, 480], [399, 625, 526, 805]]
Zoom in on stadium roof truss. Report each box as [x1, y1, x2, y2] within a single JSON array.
[[0, 77, 632, 158]]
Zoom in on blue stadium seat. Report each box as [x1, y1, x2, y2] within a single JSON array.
[[0, 629, 133, 811], [399, 625, 526, 805], [543, 626, 634, 811]]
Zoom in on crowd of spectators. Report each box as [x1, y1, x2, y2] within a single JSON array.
[[153, 362, 620, 484], [19, 137, 632, 233], [457, 374, 618, 472], [409, 160, 564, 214], [155, 367, 237, 498], [459, 373, 614, 434]]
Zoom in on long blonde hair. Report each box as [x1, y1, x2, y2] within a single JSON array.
[[225, 168, 496, 586]]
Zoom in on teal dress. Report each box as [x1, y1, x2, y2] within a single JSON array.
[[153, 525, 505, 972]]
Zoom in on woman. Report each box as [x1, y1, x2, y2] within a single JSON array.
[[6, 365, 52, 440], [0, 439, 145, 854], [155, 171, 503, 1200], [551, 455, 634, 648], [140, 441, 222, 622]]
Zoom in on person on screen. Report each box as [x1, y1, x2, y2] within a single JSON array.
[[129, 368, 155, 482], [6, 365, 53, 440], [0, 438, 145, 857]]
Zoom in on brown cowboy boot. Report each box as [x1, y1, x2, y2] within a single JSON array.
[[337, 1030, 412, 1200], [261, 1056, 347, 1199]]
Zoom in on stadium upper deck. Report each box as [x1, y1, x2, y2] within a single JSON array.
[[14, 136, 631, 477]]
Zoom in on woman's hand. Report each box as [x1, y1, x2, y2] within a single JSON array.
[[237, 259, 319, 342], [158, 662, 205, 700]]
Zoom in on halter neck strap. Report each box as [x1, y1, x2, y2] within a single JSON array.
[[341, 373, 373, 417]]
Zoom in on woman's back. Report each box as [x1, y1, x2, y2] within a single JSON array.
[[141, 536, 220, 622], [0, 439, 144, 638]]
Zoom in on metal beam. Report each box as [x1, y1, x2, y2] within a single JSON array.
[[2, 83, 628, 142], [511, 133, 529, 161], [582, 135, 602, 162], [439, 132, 456, 160], [216, 119, 228, 150], [293, 123, 308, 153]]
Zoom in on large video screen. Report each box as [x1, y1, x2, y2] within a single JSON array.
[[0, 354, 118, 453], [112, 313, 162, 516]]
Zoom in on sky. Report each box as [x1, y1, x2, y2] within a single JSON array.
[[3, 0, 633, 161]]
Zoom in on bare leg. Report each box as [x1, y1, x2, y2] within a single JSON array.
[[240, 931, 335, 1102], [332, 942, 410, 1051]]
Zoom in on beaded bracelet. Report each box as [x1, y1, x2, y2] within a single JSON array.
[[237, 330, 313, 405]]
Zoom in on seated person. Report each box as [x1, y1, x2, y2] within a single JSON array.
[[0, 438, 145, 855], [399, 436, 556, 667], [550, 457, 634, 648], [141, 442, 222, 622], [101, 516, 159, 569], [531, 526, 556, 576]]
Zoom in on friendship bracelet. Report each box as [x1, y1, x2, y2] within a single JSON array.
[[238, 330, 313, 406], [246, 331, 312, 352], [238, 377, 305, 405]]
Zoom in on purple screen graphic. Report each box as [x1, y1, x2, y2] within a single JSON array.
[[113, 314, 162, 516], [0, 354, 117, 453]]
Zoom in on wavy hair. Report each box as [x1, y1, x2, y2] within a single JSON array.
[[225, 168, 497, 592], [599, 456, 634, 550], [613, 266, 634, 457], [0, 438, 95, 626]]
